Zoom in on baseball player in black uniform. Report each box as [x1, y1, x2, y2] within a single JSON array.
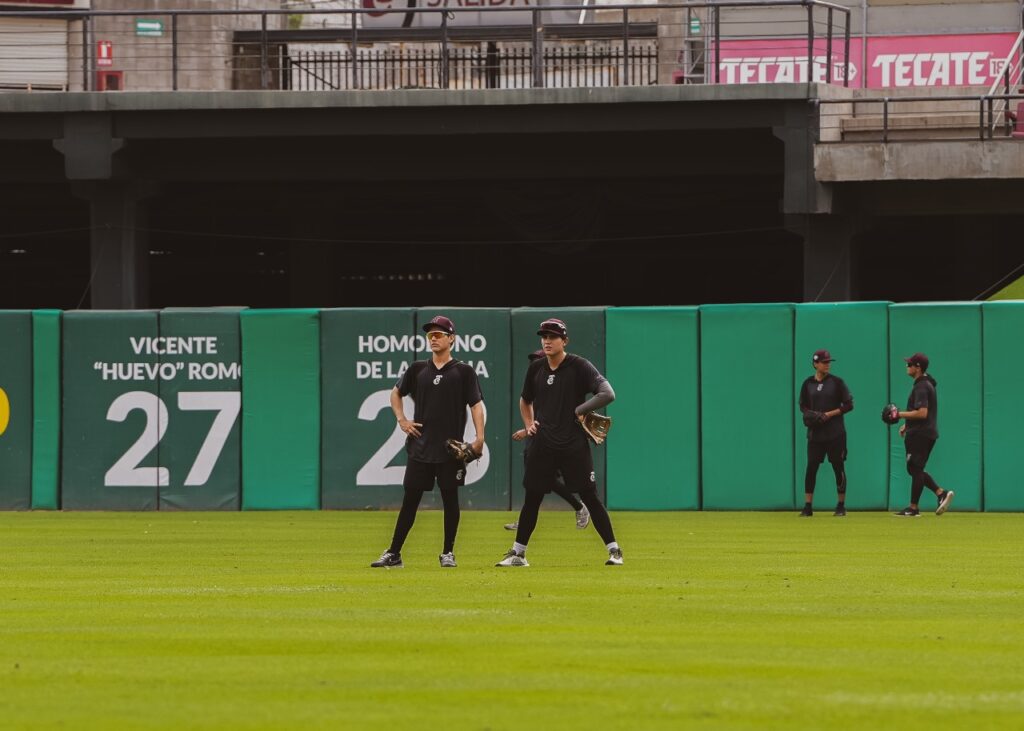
[[504, 350, 591, 532], [370, 315, 485, 568], [798, 349, 854, 517], [496, 318, 622, 567], [893, 352, 954, 517]]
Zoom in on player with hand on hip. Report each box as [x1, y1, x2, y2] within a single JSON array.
[[496, 318, 621, 568], [504, 350, 591, 532], [892, 353, 954, 517], [798, 349, 854, 517], [370, 315, 485, 568]]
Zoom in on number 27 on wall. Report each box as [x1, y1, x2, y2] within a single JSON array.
[[104, 391, 240, 487]]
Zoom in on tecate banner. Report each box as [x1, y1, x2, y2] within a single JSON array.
[[716, 33, 1019, 88], [360, 0, 584, 29]]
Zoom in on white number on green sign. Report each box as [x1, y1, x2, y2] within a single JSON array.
[[104, 391, 241, 487]]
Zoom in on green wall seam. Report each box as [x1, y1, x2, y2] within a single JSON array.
[[30, 311, 61, 509], [241, 309, 321, 510]]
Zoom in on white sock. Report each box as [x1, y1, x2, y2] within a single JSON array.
[[513, 542, 528, 554], [606, 542, 619, 551]]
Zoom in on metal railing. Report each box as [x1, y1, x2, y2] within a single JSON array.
[[816, 94, 1024, 143], [0, 1, 852, 92], [987, 30, 1024, 133], [286, 44, 658, 90]]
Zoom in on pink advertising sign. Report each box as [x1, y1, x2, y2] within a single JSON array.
[[866, 33, 1017, 88], [715, 33, 1018, 89]]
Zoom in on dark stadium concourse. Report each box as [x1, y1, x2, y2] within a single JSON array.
[[1, 86, 1023, 310]]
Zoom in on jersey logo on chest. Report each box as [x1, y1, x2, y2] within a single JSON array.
[[816, 383, 823, 392], [546, 375, 555, 385], [433, 375, 443, 385]]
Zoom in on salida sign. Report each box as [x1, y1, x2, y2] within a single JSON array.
[[361, 0, 582, 28], [716, 33, 1018, 88]]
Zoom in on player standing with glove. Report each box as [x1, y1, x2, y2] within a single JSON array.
[[370, 315, 485, 569], [504, 350, 591, 533], [496, 318, 622, 568], [892, 353, 954, 517], [798, 349, 854, 517]]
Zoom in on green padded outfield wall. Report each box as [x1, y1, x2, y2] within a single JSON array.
[[701, 304, 795, 510], [887, 303, 982, 511], [982, 301, 1024, 511], [62, 311, 161, 510], [31, 311, 61, 510], [794, 303, 890, 510], [606, 307, 700, 510], [415, 308, 510, 509], [510, 307, 606, 510], [157, 309, 242, 511], [0, 312, 33, 510], [321, 308, 417, 509], [240, 310, 320, 510]]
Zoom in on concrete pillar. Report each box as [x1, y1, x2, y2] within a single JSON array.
[[73, 182, 154, 309], [787, 214, 860, 302]]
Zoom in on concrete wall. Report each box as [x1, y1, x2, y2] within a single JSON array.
[[719, 1, 1021, 40], [75, 0, 283, 92]]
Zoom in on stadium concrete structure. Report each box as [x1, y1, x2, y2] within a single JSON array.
[[0, 0, 1023, 310]]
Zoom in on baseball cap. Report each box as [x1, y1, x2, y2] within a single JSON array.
[[904, 352, 929, 370], [422, 315, 455, 335], [528, 349, 545, 362], [812, 349, 834, 363], [536, 318, 568, 338]]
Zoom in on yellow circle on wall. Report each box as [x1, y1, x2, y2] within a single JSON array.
[[0, 387, 9, 436]]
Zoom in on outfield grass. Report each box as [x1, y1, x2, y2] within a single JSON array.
[[1, 510, 1022, 730]]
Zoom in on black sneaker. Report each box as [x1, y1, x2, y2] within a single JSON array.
[[833, 505, 847, 517], [799, 505, 813, 517], [936, 490, 955, 515], [370, 551, 403, 568], [894, 507, 920, 517]]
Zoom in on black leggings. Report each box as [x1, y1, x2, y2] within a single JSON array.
[[515, 489, 615, 547], [388, 485, 460, 555], [804, 460, 846, 495], [905, 434, 941, 505]]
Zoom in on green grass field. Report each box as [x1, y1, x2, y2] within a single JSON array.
[[2, 510, 1023, 730]]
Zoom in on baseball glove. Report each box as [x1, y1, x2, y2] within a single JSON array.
[[881, 403, 900, 425], [579, 412, 612, 444], [802, 410, 826, 427], [445, 438, 480, 464]]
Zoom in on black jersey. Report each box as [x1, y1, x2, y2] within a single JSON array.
[[396, 359, 483, 463], [521, 354, 606, 451], [798, 373, 854, 442], [905, 374, 938, 440]]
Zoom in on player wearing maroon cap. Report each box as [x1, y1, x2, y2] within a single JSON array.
[[892, 353, 954, 517], [798, 349, 854, 517], [370, 315, 485, 568], [496, 318, 622, 567]]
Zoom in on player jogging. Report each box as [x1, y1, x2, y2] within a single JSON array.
[[496, 318, 622, 567], [798, 349, 854, 517], [504, 350, 591, 532], [892, 352, 954, 517], [370, 315, 485, 568]]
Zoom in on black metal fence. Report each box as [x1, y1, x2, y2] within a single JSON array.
[[0, 1, 853, 92], [285, 44, 659, 91], [816, 94, 1024, 143]]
